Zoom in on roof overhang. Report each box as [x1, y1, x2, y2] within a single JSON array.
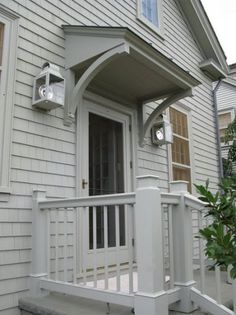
[[175, 0, 229, 78], [199, 59, 226, 81], [63, 26, 200, 144]]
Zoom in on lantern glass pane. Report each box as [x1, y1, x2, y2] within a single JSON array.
[[35, 75, 47, 101]]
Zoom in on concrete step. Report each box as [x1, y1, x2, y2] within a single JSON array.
[[19, 293, 208, 315]]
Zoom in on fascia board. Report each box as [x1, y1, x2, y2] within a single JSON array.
[[175, 0, 229, 74]]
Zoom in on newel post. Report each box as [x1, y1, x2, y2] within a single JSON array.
[[134, 175, 168, 315], [30, 189, 48, 297], [169, 181, 197, 313]]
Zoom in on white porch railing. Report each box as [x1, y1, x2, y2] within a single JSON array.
[[30, 176, 236, 315]]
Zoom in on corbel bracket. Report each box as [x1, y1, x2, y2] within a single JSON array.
[[138, 88, 193, 147], [64, 43, 130, 126]]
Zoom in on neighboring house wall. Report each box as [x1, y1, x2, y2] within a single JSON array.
[[217, 82, 236, 112], [217, 66, 236, 165], [0, 1, 220, 314]]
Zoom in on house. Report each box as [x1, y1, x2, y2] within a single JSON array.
[[0, 1, 230, 314], [216, 64, 236, 173]]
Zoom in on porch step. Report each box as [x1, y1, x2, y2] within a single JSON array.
[[19, 293, 134, 315], [19, 293, 208, 315]]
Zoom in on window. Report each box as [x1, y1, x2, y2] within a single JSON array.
[[170, 107, 192, 192], [141, 0, 158, 26], [137, 0, 163, 34], [218, 112, 232, 143], [0, 8, 18, 201]]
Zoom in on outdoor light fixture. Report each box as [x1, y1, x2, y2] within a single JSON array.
[[32, 62, 65, 110], [151, 115, 173, 146]]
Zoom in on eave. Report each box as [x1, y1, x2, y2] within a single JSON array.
[[175, 0, 229, 78], [199, 59, 226, 81]]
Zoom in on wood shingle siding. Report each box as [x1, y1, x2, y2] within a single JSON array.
[[0, 0, 221, 313]]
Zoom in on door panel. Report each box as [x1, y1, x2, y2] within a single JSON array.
[[80, 100, 132, 269], [89, 113, 124, 196]]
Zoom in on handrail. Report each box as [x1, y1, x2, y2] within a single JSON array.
[[161, 192, 180, 205], [38, 192, 136, 210], [38, 190, 205, 211], [184, 194, 206, 211]]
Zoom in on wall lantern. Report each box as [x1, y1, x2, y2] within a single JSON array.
[[32, 62, 65, 110], [151, 115, 173, 146]]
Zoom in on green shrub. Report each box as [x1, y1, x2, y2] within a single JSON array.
[[195, 177, 236, 279]]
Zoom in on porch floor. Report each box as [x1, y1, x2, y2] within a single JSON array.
[[19, 269, 233, 315]]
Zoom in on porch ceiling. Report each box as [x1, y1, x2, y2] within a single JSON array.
[[63, 26, 201, 113]]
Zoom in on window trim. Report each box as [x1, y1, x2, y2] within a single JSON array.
[[0, 6, 19, 201], [136, 0, 164, 37], [218, 108, 235, 146], [167, 104, 195, 193]]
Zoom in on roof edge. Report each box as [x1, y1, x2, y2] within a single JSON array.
[[175, 0, 229, 74]]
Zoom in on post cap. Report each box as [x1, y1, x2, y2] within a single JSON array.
[[169, 181, 188, 193], [136, 175, 159, 188]]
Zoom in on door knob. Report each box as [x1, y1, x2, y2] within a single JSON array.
[[82, 179, 88, 189]]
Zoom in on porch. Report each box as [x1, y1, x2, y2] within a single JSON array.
[[19, 268, 233, 315], [23, 176, 236, 315]]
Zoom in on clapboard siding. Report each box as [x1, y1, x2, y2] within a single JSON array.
[[0, 0, 220, 313], [217, 81, 236, 112]]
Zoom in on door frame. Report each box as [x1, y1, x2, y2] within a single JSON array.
[[76, 91, 137, 196], [76, 91, 137, 274]]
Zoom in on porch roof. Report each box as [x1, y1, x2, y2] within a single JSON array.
[[63, 26, 200, 114]]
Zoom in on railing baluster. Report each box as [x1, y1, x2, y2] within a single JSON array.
[[46, 209, 50, 279], [215, 265, 222, 304], [82, 206, 88, 285], [128, 204, 134, 294], [104, 206, 108, 290], [168, 205, 174, 289], [162, 204, 167, 288], [63, 208, 67, 282], [198, 210, 206, 294], [93, 206, 97, 288], [115, 205, 121, 291], [73, 207, 77, 284], [54, 208, 59, 281]]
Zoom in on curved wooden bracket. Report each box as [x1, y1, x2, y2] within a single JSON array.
[[64, 43, 130, 124], [139, 88, 193, 147]]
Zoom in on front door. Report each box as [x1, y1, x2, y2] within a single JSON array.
[[79, 99, 132, 269]]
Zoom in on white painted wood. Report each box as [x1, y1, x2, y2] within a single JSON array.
[[198, 210, 206, 294], [115, 205, 121, 292], [104, 206, 109, 290], [0, 0, 223, 312], [169, 181, 197, 313], [191, 287, 234, 315], [30, 189, 49, 298], [38, 193, 136, 210], [63, 208, 68, 282], [40, 278, 134, 307], [92, 206, 97, 288], [73, 208, 77, 284], [127, 205, 134, 294], [135, 175, 168, 315], [0, 8, 18, 197], [215, 265, 222, 304], [168, 205, 174, 290], [233, 280, 236, 315], [82, 206, 88, 285], [55, 209, 59, 281]]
